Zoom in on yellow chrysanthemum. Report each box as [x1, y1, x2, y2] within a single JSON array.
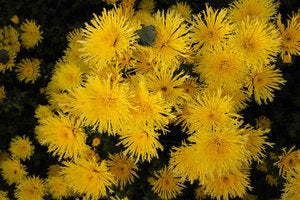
[[255, 115, 271, 130], [265, 174, 278, 187], [47, 176, 69, 199], [11, 15, 19, 24], [195, 44, 248, 87], [241, 125, 272, 163], [60, 159, 114, 199], [15, 176, 46, 200], [118, 127, 163, 162], [9, 135, 34, 161], [107, 153, 139, 189], [0, 159, 27, 185], [145, 66, 189, 107], [129, 78, 173, 131], [0, 86, 6, 102], [35, 113, 87, 160], [92, 137, 101, 147], [180, 90, 241, 133], [0, 190, 9, 200], [67, 28, 84, 48], [274, 146, 300, 177], [68, 75, 133, 135], [47, 164, 61, 177], [150, 167, 185, 200], [256, 160, 268, 173], [202, 169, 252, 200], [248, 64, 286, 105], [81, 8, 137, 67], [277, 14, 300, 62], [229, 0, 278, 22], [189, 128, 249, 177], [191, 5, 234, 52], [134, 46, 158, 73], [34, 105, 53, 121], [232, 18, 280, 65], [152, 10, 191, 64], [169, 144, 202, 183], [20, 20, 43, 49], [169, 2, 192, 19], [16, 58, 41, 83], [195, 185, 206, 200], [0, 48, 16, 73], [2, 26, 20, 53], [138, 0, 155, 12], [50, 61, 83, 90], [282, 165, 300, 200]]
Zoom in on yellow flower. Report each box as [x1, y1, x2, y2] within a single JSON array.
[[2, 26, 20, 53], [256, 160, 268, 173], [0, 159, 27, 185], [191, 5, 234, 52], [118, 127, 163, 163], [67, 28, 84, 48], [282, 165, 300, 200], [81, 8, 137, 67], [229, 0, 278, 22], [150, 167, 185, 200], [15, 176, 46, 200], [152, 10, 191, 64], [34, 105, 53, 121], [248, 64, 286, 105], [60, 159, 114, 199], [0, 48, 17, 73], [134, 46, 158, 73], [189, 128, 249, 177], [47, 164, 61, 177], [0, 85, 6, 102], [10, 15, 19, 24], [0, 190, 9, 200], [202, 169, 252, 200], [138, 0, 155, 12], [277, 14, 300, 61], [180, 90, 241, 133], [107, 153, 139, 189], [47, 176, 69, 199], [92, 137, 101, 147], [16, 58, 41, 83], [274, 146, 300, 177], [9, 135, 34, 161], [68, 75, 134, 135], [35, 113, 87, 160], [20, 20, 43, 49], [232, 18, 280, 65], [195, 185, 206, 200], [255, 116, 271, 130], [241, 125, 272, 163], [145, 66, 189, 107], [169, 2, 192, 19]]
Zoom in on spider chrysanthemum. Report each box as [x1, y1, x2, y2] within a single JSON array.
[[20, 20, 43, 49], [81, 8, 137, 67], [46, 176, 69, 200], [9, 135, 34, 161], [255, 115, 272, 130], [68, 75, 133, 135], [249, 64, 286, 105], [16, 58, 41, 83], [0, 159, 27, 185], [282, 165, 300, 200], [274, 146, 300, 177], [150, 167, 185, 200], [60, 159, 114, 199], [191, 5, 235, 52], [35, 113, 87, 160], [107, 153, 139, 190], [15, 176, 46, 200], [0, 190, 9, 200]]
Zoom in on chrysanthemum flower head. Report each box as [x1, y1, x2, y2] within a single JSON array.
[[2, 26, 20, 53], [68, 75, 134, 135], [35, 113, 87, 160], [107, 153, 139, 189], [11, 15, 19, 24], [282, 165, 300, 200], [20, 20, 43, 49], [169, 2, 192, 19], [60, 158, 115, 199], [232, 18, 281, 65], [0, 159, 27, 185], [0, 190, 9, 200], [15, 176, 46, 200], [248, 64, 286, 105], [191, 5, 235, 53], [81, 8, 138, 67], [47, 176, 70, 199], [150, 166, 185, 200], [16, 58, 41, 83], [255, 115, 271, 130], [0, 48, 16, 73], [34, 105, 53, 121], [229, 0, 278, 22], [274, 146, 300, 177], [118, 127, 163, 163], [202, 169, 252, 200], [138, 0, 155, 13], [9, 135, 34, 161]]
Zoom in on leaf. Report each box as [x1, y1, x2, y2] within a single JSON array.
[[136, 25, 156, 46]]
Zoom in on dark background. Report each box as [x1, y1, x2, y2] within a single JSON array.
[[0, 0, 300, 199]]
